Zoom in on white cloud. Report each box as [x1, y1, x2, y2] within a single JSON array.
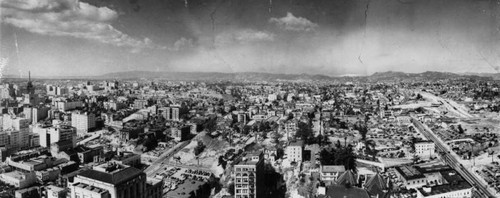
[[1, 0, 157, 49], [215, 29, 274, 47], [269, 12, 318, 32], [171, 37, 194, 51]]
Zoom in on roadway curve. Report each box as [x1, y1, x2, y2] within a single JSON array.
[[411, 118, 496, 198]]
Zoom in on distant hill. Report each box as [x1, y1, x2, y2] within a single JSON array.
[[367, 71, 486, 81], [4, 70, 492, 81], [97, 71, 335, 81], [460, 72, 500, 80]]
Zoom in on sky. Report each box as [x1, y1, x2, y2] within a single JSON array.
[[1, 0, 500, 77]]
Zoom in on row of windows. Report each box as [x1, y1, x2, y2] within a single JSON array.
[[235, 168, 255, 171]]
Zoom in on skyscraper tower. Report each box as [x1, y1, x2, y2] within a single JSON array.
[[26, 71, 34, 94]]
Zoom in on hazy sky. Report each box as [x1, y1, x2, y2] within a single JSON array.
[[2, 0, 500, 76]]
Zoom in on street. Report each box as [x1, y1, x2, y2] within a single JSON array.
[[411, 118, 496, 198]]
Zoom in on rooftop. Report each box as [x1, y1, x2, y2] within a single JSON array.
[[1, 171, 32, 181], [73, 182, 109, 194], [46, 185, 66, 192], [418, 165, 452, 173], [289, 140, 304, 147], [321, 165, 345, 173], [394, 165, 425, 180], [417, 181, 472, 196], [165, 179, 206, 198], [78, 164, 143, 185], [440, 170, 465, 183], [318, 184, 370, 198]]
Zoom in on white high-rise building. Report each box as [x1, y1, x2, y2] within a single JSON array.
[[1, 116, 30, 150], [171, 107, 180, 121], [35, 125, 77, 148], [71, 112, 96, 135]]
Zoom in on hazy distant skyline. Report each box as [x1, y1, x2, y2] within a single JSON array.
[[2, 0, 500, 77]]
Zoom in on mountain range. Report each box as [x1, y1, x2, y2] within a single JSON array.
[[3, 70, 499, 81], [96, 70, 494, 81]]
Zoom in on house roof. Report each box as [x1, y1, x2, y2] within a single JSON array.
[[365, 173, 389, 198], [336, 170, 357, 186], [321, 165, 345, 173], [78, 166, 143, 185], [318, 184, 370, 198]]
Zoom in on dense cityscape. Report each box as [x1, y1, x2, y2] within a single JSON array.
[[3, 0, 500, 197], [0, 72, 495, 198]]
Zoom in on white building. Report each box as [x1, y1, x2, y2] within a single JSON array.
[[54, 101, 83, 112], [415, 141, 435, 159], [0, 171, 36, 188], [35, 125, 76, 148], [71, 112, 96, 135], [46, 185, 67, 198], [286, 141, 303, 163], [319, 165, 345, 183], [69, 163, 150, 198], [416, 183, 472, 198], [0, 116, 30, 150]]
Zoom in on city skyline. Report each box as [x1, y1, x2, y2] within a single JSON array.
[[2, 0, 500, 77]]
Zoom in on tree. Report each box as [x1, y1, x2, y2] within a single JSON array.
[[228, 183, 235, 195], [203, 117, 217, 132], [296, 121, 314, 143], [241, 125, 251, 135], [218, 155, 227, 169], [194, 141, 206, 156], [356, 123, 368, 141], [458, 124, 464, 134], [412, 155, 420, 164], [365, 140, 378, 161], [416, 94, 422, 100], [319, 145, 357, 172]]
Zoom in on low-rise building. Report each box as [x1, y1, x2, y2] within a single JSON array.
[[415, 141, 435, 159], [319, 165, 345, 183], [286, 140, 303, 163], [0, 171, 36, 188], [394, 165, 427, 189]]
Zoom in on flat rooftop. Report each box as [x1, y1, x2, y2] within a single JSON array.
[[395, 165, 425, 180], [418, 165, 452, 173], [165, 179, 206, 198], [417, 182, 471, 196], [73, 182, 109, 194]]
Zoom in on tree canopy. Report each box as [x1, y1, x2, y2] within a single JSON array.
[[319, 144, 357, 172]]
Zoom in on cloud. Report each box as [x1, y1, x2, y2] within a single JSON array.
[[171, 37, 194, 51], [1, 0, 157, 49], [269, 12, 318, 32], [215, 29, 275, 47]]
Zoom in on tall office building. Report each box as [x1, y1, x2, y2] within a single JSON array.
[[26, 71, 34, 95], [0, 83, 15, 99], [133, 99, 148, 109], [171, 107, 180, 121], [71, 112, 96, 135], [54, 101, 83, 112], [23, 72, 39, 106], [234, 151, 264, 198], [0, 116, 30, 150], [23, 106, 49, 124], [46, 85, 69, 96], [35, 125, 76, 148], [32, 106, 50, 123], [69, 163, 161, 198], [160, 107, 180, 121], [164, 107, 171, 120]]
